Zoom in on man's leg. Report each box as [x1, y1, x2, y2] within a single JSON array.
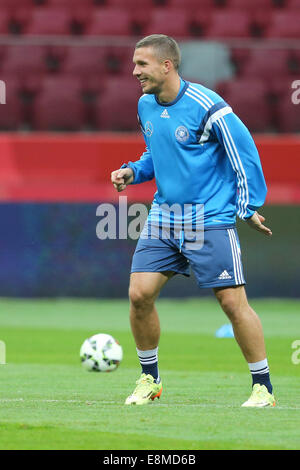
[[214, 285, 275, 406], [125, 271, 173, 405], [129, 271, 172, 351], [214, 285, 266, 362]]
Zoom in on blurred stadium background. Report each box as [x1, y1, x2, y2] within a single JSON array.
[[0, 0, 299, 299]]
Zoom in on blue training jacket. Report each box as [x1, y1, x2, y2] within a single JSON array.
[[122, 78, 267, 227]]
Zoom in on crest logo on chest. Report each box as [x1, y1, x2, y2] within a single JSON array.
[[175, 125, 189, 143]]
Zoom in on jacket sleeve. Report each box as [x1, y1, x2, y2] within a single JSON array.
[[121, 143, 154, 184], [212, 111, 267, 220], [120, 111, 155, 184]]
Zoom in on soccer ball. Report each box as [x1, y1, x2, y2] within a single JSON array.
[[80, 333, 123, 372]]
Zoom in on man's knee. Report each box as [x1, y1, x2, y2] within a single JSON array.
[[129, 285, 156, 311], [129, 272, 171, 312], [219, 294, 239, 316], [215, 287, 248, 321]]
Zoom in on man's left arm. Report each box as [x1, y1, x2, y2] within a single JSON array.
[[212, 110, 272, 236]]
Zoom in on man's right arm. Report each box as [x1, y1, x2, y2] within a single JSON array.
[[111, 102, 155, 191], [111, 146, 154, 192], [121, 145, 154, 184], [122, 105, 155, 185]]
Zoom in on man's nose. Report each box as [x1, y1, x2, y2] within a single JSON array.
[[133, 65, 140, 77]]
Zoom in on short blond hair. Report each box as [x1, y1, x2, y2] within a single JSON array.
[[135, 34, 181, 71]]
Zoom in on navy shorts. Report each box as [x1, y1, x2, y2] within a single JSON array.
[[131, 225, 245, 288]]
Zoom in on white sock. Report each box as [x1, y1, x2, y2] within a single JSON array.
[[136, 347, 160, 382], [248, 358, 269, 375]]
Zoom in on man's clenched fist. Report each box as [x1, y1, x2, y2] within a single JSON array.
[[111, 167, 134, 192]]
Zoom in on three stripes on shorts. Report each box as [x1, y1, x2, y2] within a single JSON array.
[[227, 228, 245, 285]]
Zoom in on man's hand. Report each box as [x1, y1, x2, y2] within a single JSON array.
[[111, 168, 134, 192], [246, 211, 272, 236]]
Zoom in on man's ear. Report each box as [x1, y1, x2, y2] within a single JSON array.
[[163, 59, 173, 74]]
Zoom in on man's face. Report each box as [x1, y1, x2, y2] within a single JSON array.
[[133, 46, 166, 95]]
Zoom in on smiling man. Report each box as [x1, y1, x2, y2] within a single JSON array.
[[111, 35, 275, 408], [133, 37, 181, 102]]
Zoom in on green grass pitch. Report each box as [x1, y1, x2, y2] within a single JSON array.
[[0, 297, 299, 450]]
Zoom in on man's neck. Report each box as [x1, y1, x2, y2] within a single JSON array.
[[156, 75, 181, 104]]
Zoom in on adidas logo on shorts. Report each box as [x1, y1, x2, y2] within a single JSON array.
[[218, 270, 232, 280]]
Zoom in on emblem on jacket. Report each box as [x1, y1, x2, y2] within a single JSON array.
[[175, 125, 189, 142], [145, 121, 154, 137]]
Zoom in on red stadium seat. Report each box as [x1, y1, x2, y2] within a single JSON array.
[[1, 45, 48, 77], [85, 8, 132, 36], [225, 0, 273, 32], [230, 47, 251, 75], [106, 46, 134, 75], [24, 7, 72, 35], [94, 77, 141, 131], [0, 0, 32, 7], [268, 75, 298, 98], [107, 0, 154, 33], [0, 0, 35, 34], [32, 76, 85, 131], [61, 46, 109, 77], [265, 11, 300, 38], [0, 11, 10, 33], [46, 0, 94, 24], [47, 0, 94, 5], [0, 45, 7, 64], [205, 11, 252, 38], [167, 0, 213, 8], [286, 0, 300, 8], [216, 78, 272, 132], [167, 0, 213, 36], [108, 0, 154, 8], [0, 76, 24, 130], [239, 48, 291, 80], [144, 8, 191, 38], [0, 0, 33, 27], [225, 0, 273, 12], [291, 49, 300, 74], [275, 89, 300, 133]]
